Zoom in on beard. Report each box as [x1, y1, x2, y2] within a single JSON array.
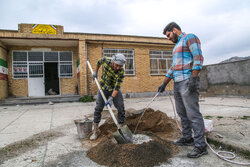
[[172, 32, 178, 43]]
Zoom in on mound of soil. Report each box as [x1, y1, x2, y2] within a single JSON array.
[[86, 108, 181, 167], [87, 134, 178, 167], [99, 108, 181, 140]]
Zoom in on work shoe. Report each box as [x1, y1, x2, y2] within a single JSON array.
[[174, 137, 194, 146], [187, 146, 208, 158], [90, 122, 99, 140], [89, 130, 99, 140]]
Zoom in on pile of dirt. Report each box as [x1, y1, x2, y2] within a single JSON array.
[[99, 108, 181, 140], [87, 134, 177, 167], [87, 108, 181, 167]]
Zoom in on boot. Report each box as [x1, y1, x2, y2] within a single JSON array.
[[174, 137, 194, 146], [187, 146, 208, 158], [90, 123, 99, 140]]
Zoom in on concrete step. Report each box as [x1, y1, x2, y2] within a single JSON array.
[[0, 95, 81, 106]]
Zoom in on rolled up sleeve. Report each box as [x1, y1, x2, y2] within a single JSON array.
[[166, 66, 174, 79], [187, 34, 204, 70]]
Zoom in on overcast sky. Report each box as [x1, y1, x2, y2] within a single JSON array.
[[1, 0, 250, 65]]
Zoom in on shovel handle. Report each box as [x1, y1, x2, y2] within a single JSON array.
[[87, 61, 120, 128]]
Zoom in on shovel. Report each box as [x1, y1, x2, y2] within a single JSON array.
[[87, 61, 133, 144]]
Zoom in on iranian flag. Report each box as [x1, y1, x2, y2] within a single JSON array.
[[0, 59, 8, 81]]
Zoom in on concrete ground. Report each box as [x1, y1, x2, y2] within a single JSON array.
[[0, 96, 249, 167]]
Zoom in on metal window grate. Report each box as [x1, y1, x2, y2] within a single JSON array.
[[59, 52, 73, 78], [44, 52, 58, 62], [13, 63, 28, 78], [60, 63, 73, 77], [29, 63, 43, 78], [13, 51, 27, 61], [28, 52, 43, 61], [60, 52, 72, 61], [13, 51, 73, 79], [103, 49, 135, 75], [13, 51, 28, 78], [150, 50, 172, 75]]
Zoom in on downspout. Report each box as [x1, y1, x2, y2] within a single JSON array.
[[85, 42, 89, 95]]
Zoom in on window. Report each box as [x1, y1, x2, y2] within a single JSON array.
[[29, 63, 43, 78], [59, 52, 73, 78], [28, 52, 43, 61], [13, 51, 28, 78], [150, 50, 172, 75], [28, 52, 43, 78], [45, 52, 58, 62], [103, 49, 135, 75], [12, 51, 73, 79]]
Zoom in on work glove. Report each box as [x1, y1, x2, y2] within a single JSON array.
[[92, 71, 97, 80], [105, 96, 113, 107], [158, 82, 167, 93], [188, 76, 199, 92]]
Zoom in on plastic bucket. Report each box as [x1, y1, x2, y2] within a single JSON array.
[[74, 119, 93, 139]]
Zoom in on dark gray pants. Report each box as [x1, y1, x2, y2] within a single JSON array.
[[94, 90, 125, 124], [174, 77, 206, 148]]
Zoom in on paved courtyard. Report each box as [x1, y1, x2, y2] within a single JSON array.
[[0, 96, 249, 166]]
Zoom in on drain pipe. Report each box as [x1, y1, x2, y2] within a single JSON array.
[[85, 42, 89, 95]]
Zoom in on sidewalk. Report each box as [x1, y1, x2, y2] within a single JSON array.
[[0, 96, 249, 166]]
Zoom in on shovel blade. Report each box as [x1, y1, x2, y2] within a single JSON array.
[[113, 125, 133, 144]]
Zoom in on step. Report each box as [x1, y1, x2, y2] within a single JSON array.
[[0, 95, 81, 106]]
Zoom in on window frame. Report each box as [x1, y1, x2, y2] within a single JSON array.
[[12, 51, 28, 79], [12, 51, 74, 79], [59, 51, 74, 78], [149, 50, 172, 75], [102, 48, 135, 76]]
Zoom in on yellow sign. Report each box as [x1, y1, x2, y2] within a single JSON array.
[[32, 24, 57, 34]]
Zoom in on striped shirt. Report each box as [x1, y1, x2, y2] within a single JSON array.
[[166, 32, 204, 82], [97, 57, 125, 92]]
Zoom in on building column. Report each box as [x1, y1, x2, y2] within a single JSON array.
[[78, 40, 88, 96], [0, 41, 8, 99]]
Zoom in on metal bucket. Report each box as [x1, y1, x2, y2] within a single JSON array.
[[74, 118, 93, 139]]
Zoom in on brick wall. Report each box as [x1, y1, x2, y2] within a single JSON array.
[[0, 41, 8, 99], [0, 23, 175, 98], [86, 42, 174, 95]]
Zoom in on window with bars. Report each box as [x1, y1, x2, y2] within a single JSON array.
[[150, 50, 172, 75], [59, 52, 73, 78], [29, 63, 43, 78], [13, 51, 28, 78], [28, 52, 43, 78], [103, 49, 135, 75], [12, 51, 73, 79]]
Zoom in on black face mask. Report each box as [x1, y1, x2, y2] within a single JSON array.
[[172, 32, 178, 43]]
